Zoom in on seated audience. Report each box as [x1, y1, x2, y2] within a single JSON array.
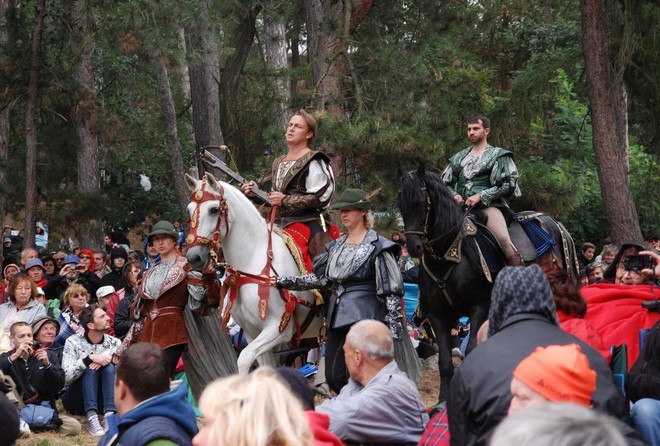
[[578, 245, 660, 367], [272, 367, 343, 446], [490, 403, 627, 446], [1, 263, 20, 302], [447, 265, 628, 446], [100, 247, 129, 293], [113, 261, 144, 339], [598, 243, 619, 271], [98, 342, 198, 446], [42, 256, 57, 280], [0, 321, 81, 435], [54, 284, 89, 346], [509, 344, 596, 414], [96, 286, 120, 337], [0, 274, 46, 338], [94, 250, 109, 279], [316, 319, 428, 444], [540, 257, 609, 361], [25, 258, 48, 289], [45, 254, 100, 303], [586, 261, 605, 284], [62, 304, 121, 437], [626, 250, 660, 446], [578, 242, 597, 269], [32, 316, 63, 366], [194, 368, 314, 446]]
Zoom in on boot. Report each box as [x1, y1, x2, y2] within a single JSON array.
[[506, 252, 524, 266]]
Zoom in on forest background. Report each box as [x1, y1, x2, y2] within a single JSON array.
[[0, 0, 658, 252]]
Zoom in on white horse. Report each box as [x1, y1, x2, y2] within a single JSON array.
[[185, 173, 323, 373]]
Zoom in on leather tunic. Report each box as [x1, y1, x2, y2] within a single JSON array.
[[324, 235, 400, 329], [134, 256, 189, 350], [271, 150, 334, 227]]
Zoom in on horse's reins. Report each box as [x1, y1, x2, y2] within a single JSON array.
[[187, 175, 315, 340], [402, 177, 474, 311], [403, 180, 472, 259]]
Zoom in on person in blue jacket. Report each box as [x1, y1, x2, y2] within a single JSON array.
[[98, 342, 198, 446]]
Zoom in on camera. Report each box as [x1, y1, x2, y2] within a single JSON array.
[[624, 255, 655, 272], [32, 341, 42, 350]]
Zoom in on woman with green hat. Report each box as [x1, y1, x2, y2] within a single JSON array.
[[273, 189, 418, 392], [126, 221, 191, 375]]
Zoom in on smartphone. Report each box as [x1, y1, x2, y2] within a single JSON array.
[[624, 255, 655, 272]]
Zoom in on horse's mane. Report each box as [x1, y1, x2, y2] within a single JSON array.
[[398, 168, 481, 272]]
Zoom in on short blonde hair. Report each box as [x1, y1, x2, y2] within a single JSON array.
[[63, 284, 89, 308], [198, 367, 314, 446]]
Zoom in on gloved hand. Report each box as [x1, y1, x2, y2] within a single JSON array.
[[384, 295, 404, 340]]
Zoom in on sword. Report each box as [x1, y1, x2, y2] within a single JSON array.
[[201, 149, 271, 205]]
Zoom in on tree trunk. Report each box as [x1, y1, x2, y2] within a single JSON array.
[[186, 0, 224, 178], [24, 0, 46, 250], [219, 3, 261, 169], [305, 0, 344, 115], [581, 0, 642, 245], [154, 58, 189, 224], [70, 2, 103, 249], [263, 0, 291, 129], [0, 0, 10, 265]]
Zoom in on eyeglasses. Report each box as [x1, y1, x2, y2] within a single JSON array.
[[79, 255, 91, 260]]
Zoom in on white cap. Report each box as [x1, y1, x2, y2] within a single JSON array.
[[96, 285, 115, 299], [36, 287, 45, 297]]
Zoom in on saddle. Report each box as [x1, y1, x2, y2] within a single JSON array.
[[468, 210, 558, 268]]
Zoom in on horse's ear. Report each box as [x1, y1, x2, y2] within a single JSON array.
[[417, 163, 426, 176], [206, 172, 219, 190], [185, 173, 199, 192]]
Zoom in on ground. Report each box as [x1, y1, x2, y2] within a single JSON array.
[[16, 355, 441, 445]]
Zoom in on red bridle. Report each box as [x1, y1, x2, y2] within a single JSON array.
[[185, 176, 307, 336], [186, 175, 228, 265]]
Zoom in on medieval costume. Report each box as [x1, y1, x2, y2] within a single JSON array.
[[132, 255, 189, 373], [277, 189, 420, 393], [270, 151, 337, 271], [442, 144, 522, 265]]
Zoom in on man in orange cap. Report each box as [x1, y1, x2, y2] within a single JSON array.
[[508, 344, 597, 414]]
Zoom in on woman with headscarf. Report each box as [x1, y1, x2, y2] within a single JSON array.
[[273, 189, 419, 393]]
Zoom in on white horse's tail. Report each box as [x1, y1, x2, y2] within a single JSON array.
[[182, 308, 238, 400]]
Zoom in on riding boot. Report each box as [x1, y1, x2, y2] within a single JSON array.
[[506, 251, 524, 266]]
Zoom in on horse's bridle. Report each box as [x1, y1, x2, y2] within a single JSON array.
[[402, 176, 472, 260], [186, 175, 229, 266], [186, 176, 311, 338]]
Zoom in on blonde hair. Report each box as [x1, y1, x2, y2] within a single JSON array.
[[199, 367, 314, 446], [63, 284, 89, 308], [364, 210, 375, 229]]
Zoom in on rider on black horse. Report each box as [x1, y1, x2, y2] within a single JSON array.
[[441, 114, 524, 266]]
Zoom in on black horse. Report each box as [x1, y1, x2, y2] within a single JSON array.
[[397, 166, 578, 402]]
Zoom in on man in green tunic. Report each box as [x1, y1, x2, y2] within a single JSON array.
[[442, 115, 523, 265]]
